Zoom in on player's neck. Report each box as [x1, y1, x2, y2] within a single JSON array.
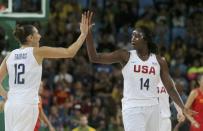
[[137, 49, 149, 60], [21, 44, 32, 48], [137, 47, 149, 56]]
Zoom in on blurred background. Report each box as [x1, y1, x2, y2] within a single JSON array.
[[0, 0, 203, 131]]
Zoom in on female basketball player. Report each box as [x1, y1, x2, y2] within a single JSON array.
[[185, 75, 203, 131], [86, 12, 196, 131], [0, 11, 90, 131]]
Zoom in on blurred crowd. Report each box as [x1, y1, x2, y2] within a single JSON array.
[[0, 0, 203, 130]]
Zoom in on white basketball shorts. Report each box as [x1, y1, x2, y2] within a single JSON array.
[[160, 117, 171, 131], [122, 104, 160, 131], [4, 101, 39, 131]]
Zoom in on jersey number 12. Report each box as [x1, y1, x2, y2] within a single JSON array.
[[14, 64, 25, 84]]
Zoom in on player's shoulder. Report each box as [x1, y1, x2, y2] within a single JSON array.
[[190, 89, 198, 97], [155, 55, 168, 66], [155, 55, 165, 61]]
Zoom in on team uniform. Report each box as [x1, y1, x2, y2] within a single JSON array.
[[190, 88, 203, 131], [5, 47, 42, 131], [121, 50, 160, 131], [157, 80, 171, 131]]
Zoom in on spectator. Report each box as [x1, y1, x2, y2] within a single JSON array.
[[72, 115, 96, 131]]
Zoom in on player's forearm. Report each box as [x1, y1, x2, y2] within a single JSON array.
[[39, 108, 52, 127], [174, 102, 183, 114], [167, 87, 184, 109], [162, 75, 185, 109], [66, 33, 87, 58], [40, 109, 53, 127], [0, 85, 7, 100], [86, 31, 100, 62]]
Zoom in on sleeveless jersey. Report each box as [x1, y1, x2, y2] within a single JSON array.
[[121, 50, 160, 109], [157, 80, 171, 118], [6, 47, 42, 104], [191, 89, 203, 124]]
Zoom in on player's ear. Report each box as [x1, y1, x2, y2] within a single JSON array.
[[26, 35, 33, 41]]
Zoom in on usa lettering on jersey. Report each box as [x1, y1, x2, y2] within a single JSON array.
[[134, 65, 155, 75]]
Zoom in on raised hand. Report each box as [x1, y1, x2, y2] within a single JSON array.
[[87, 11, 94, 30], [80, 11, 89, 36]]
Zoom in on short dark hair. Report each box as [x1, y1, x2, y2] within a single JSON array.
[[139, 26, 159, 54], [13, 25, 34, 44]]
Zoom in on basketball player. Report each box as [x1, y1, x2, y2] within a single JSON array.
[[185, 75, 203, 131], [86, 12, 196, 131], [158, 79, 185, 131], [0, 11, 90, 131]]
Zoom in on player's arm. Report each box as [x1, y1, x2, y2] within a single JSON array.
[[157, 56, 197, 119], [86, 12, 129, 65], [185, 90, 197, 108], [86, 29, 129, 65], [157, 56, 185, 109], [170, 79, 185, 122], [174, 103, 185, 122], [174, 103, 183, 114], [34, 12, 89, 60], [0, 56, 8, 100], [184, 90, 200, 128], [34, 31, 87, 59], [39, 107, 55, 131]]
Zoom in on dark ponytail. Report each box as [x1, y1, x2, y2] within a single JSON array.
[[139, 26, 159, 54], [13, 25, 34, 44]]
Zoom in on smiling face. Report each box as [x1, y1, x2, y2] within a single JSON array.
[[131, 28, 145, 49]]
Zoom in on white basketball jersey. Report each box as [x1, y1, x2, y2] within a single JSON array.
[[121, 50, 160, 109], [157, 80, 171, 118], [6, 47, 42, 104]]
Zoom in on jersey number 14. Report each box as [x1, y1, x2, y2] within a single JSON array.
[[140, 78, 149, 90]]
